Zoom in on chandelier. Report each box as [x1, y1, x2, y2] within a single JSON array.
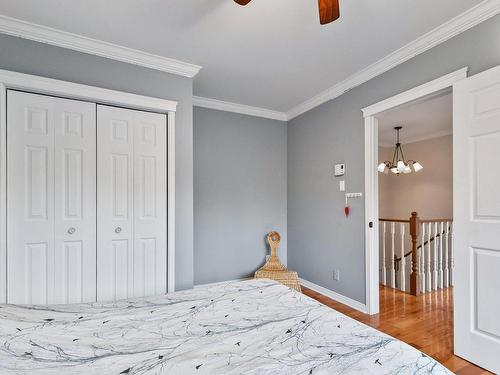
[[378, 126, 423, 175]]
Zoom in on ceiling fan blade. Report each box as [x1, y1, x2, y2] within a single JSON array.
[[318, 0, 340, 25], [234, 0, 252, 5]]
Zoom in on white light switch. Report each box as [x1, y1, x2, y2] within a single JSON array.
[[339, 181, 345, 191]]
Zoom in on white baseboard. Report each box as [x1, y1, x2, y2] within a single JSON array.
[[299, 278, 369, 314], [194, 278, 251, 289]]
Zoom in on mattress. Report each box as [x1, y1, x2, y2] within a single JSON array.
[[0, 279, 453, 374]]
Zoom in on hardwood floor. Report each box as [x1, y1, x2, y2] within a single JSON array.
[[303, 285, 492, 374]]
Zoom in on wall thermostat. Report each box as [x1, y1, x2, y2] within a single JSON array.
[[334, 163, 345, 177]]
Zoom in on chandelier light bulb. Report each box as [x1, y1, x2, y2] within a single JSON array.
[[413, 161, 423, 172], [397, 160, 405, 172], [378, 162, 387, 173], [403, 165, 412, 174]]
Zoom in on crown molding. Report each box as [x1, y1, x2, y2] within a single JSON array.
[[286, 0, 500, 120], [0, 15, 202, 78], [379, 129, 452, 148], [193, 96, 288, 121]]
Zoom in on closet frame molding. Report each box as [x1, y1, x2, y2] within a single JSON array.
[[0, 69, 178, 303]]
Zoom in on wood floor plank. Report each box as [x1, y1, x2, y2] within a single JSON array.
[[303, 285, 492, 374]]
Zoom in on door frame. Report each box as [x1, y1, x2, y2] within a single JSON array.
[[0, 69, 178, 303], [361, 67, 468, 315]]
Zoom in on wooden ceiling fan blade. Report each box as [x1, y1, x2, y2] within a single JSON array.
[[318, 0, 340, 25], [234, 0, 252, 5]]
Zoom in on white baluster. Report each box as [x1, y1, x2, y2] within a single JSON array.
[[433, 222, 439, 291], [399, 223, 406, 292], [450, 222, 454, 287], [444, 221, 449, 288], [439, 221, 444, 289], [426, 223, 432, 292], [390, 222, 396, 288], [420, 223, 426, 293], [381, 222, 387, 286]]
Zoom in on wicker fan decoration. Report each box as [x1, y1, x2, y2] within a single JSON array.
[[254, 231, 301, 292]]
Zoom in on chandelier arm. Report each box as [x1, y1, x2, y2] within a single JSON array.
[[399, 144, 406, 163], [391, 145, 398, 167]]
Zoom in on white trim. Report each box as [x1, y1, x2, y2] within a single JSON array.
[[0, 69, 178, 113], [286, 0, 499, 120], [360, 68, 467, 315], [0, 69, 177, 302], [379, 129, 453, 148], [0, 83, 6, 303], [0, 15, 202, 78], [194, 278, 251, 289], [299, 278, 368, 314], [364, 117, 379, 315], [193, 96, 288, 122], [362, 68, 468, 117], [167, 112, 176, 293]]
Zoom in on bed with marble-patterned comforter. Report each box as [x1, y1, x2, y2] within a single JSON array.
[[0, 279, 452, 374]]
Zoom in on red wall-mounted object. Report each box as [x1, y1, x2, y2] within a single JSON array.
[[344, 206, 350, 217]]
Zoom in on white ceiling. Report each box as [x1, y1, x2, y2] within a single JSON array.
[[0, 0, 484, 112], [377, 91, 452, 147]]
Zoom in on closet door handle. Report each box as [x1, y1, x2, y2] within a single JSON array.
[[67, 227, 76, 235], [115, 227, 122, 234]]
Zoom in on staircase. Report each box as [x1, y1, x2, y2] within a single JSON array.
[[379, 212, 453, 295]]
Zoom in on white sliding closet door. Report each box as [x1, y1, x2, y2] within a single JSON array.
[[97, 105, 167, 301], [7, 91, 96, 304]]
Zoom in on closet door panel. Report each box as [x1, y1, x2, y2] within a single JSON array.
[[134, 113, 167, 297], [97, 106, 167, 301], [97, 106, 134, 301], [7, 91, 55, 304], [7, 91, 96, 304], [54, 99, 96, 304]]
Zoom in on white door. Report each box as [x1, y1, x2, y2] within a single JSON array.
[[7, 91, 96, 304], [454, 65, 500, 374], [97, 105, 167, 301]]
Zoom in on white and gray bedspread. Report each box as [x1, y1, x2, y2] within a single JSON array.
[[0, 279, 452, 374]]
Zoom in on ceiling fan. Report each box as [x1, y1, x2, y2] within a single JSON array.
[[233, 0, 340, 25]]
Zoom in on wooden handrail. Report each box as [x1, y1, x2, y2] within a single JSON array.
[[380, 218, 452, 223], [379, 218, 410, 223]]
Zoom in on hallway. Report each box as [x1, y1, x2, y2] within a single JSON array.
[[303, 285, 491, 374]]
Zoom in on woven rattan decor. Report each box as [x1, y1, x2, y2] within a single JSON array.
[[254, 232, 301, 292]]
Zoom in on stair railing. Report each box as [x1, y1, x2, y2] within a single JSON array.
[[379, 212, 453, 295]]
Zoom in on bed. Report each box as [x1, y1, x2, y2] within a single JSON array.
[[0, 279, 452, 374]]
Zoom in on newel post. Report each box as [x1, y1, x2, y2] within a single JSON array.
[[409, 212, 421, 296]]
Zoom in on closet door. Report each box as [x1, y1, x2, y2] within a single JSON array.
[[97, 105, 167, 301], [133, 111, 167, 297], [7, 91, 96, 304]]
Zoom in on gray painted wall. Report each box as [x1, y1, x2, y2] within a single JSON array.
[[194, 107, 287, 285], [287, 14, 500, 304], [0, 34, 195, 290]]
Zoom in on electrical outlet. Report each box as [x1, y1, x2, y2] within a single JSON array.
[[333, 269, 340, 281]]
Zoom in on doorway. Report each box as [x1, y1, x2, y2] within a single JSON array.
[[377, 91, 453, 295], [361, 67, 468, 315]]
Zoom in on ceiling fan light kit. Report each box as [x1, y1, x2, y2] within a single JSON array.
[[233, 0, 340, 25], [378, 126, 423, 176]]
